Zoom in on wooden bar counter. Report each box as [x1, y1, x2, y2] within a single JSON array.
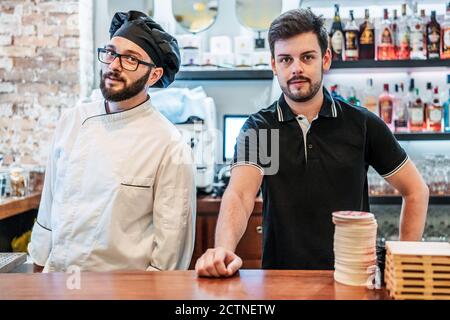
[[0, 270, 388, 300], [0, 192, 41, 221]]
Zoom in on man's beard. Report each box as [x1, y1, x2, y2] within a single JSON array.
[[280, 70, 323, 103], [100, 69, 151, 102]]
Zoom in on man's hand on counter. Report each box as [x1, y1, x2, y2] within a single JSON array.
[[195, 247, 242, 277]]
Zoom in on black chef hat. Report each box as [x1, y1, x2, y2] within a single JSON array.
[[109, 10, 180, 88]]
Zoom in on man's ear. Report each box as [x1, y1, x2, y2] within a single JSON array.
[[271, 58, 277, 76], [322, 48, 332, 72], [147, 67, 164, 86]]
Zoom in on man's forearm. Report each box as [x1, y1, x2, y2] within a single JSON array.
[[214, 190, 255, 251], [399, 191, 428, 241]]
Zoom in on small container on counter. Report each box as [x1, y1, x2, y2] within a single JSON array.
[[9, 166, 28, 198]]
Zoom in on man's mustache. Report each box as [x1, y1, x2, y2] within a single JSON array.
[[287, 76, 310, 85], [102, 71, 125, 82]]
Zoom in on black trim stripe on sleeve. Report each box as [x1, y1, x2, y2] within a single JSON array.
[[120, 183, 151, 189], [149, 264, 162, 271], [36, 220, 52, 232], [381, 156, 409, 178]]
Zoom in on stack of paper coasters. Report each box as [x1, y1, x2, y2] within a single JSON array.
[[332, 211, 378, 286]]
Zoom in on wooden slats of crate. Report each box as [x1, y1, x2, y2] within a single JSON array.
[[385, 241, 450, 300]]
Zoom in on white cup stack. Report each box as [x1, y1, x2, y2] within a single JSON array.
[[332, 211, 378, 286]]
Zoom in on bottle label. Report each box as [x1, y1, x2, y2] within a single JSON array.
[[410, 30, 424, 52], [410, 108, 423, 125], [429, 29, 440, 44], [396, 103, 407, 119], [380, 100, 393, 124], [364, 98, 378, 114], [443, 28, 450, 55], [397, 29, 410, 58], [331, 31, 344, 53], [345, 31, 358, 49], [398, 30, 410, 46], [381, 27, 393, 44], [360, 28, 374, 45], [345, 31, 358, 57], [429, 108, 442, 123]]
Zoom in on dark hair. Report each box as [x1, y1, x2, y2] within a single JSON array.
[[268, 9, 328, 58]]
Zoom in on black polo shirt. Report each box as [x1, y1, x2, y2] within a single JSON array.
[[231, 87, 408, 270]]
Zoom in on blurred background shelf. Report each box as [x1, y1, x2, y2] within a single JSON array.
[[176, 69, 274, 80], [330, 59, 450, 70], [176, 60, 449, 80], [394, 132, 450, 140], [370, 195, 450, 205]]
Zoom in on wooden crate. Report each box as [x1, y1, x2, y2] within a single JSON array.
[[384, 241, 450, 300]]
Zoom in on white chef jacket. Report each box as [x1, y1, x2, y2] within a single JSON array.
[[28, 98, 196, 272]]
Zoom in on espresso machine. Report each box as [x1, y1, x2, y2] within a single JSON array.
[[151, 87, 218, 193]]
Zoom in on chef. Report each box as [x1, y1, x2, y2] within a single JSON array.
[[28, 11, 196, 272]]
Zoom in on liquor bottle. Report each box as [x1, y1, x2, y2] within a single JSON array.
[[394, 83, 409, 132], [363, 78, 378, 115], [330, 84, 345, 101], [344, 10, 359, 61], [427, 11, 441, 59], [409, 88, 424, 132], [424, 82, 434, 130], [444, 75, 450, 132], [392, 9, 399, 57], [397, 3, 411, 59], [409, 2, 426, 60], [379, 83, 395, 131], [426, 87, 443, 132], [347, 86, 361, 106], [359, 9, 375, 60], [377, 9, 396, 60], [330, 4, 345, 61], [442, 2, 450, 59], [421, 9, 429, 57]]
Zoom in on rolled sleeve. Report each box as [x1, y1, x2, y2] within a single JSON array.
[[366, 112, 409, 178], [28, 136, 57, 266], [150, 141, 196, 270], [28, 221, 52, 267]]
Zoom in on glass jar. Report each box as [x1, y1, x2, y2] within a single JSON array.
[[9, 167, 28, 198]]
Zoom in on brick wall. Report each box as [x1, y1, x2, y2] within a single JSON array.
[[0, 0, 82, 166]]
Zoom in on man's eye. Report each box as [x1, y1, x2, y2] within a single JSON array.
[[124, 56, 138, 63], [280, 57, 291, 63], [303, 55, 314, 61]]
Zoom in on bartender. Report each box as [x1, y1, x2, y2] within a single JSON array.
[[28, 11, 196, 272], [196, 9, 429, 277]]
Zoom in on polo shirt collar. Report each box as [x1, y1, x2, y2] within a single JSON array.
[[276, 87, 338, 122]]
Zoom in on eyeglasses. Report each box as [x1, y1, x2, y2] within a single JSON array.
[[97, 48, 156, 71]]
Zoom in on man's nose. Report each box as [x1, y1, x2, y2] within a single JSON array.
[[290, 58, 304, 75], [109, 56, 122, 72]]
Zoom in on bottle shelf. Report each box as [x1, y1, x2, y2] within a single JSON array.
[[329, 59, 450, 70], [370, 195, 450, 205], [176, 69, 273, 81], [394, 132, 450, 141], [176, 59, 449, 80]]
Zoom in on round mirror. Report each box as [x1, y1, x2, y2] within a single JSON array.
[[172, 0, 219, 34], [235, 0, 282, 31]]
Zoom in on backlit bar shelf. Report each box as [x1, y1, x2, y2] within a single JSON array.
[[370, 195, 450, 205]]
